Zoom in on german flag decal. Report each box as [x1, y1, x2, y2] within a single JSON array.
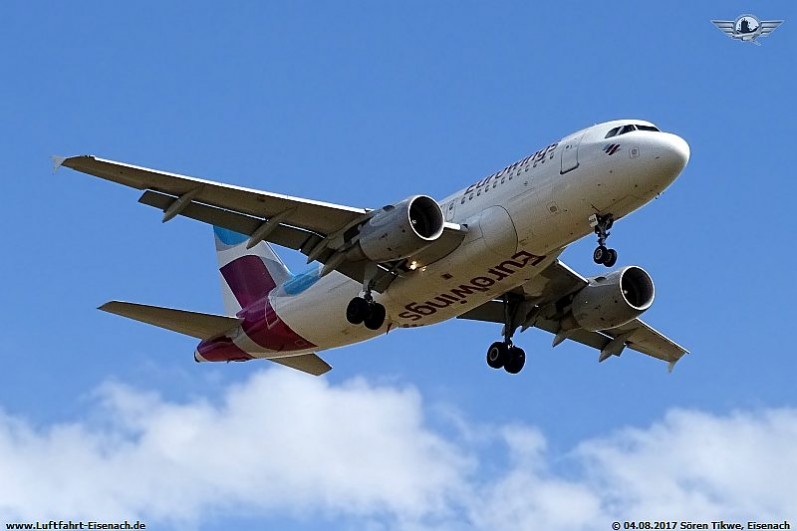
[[603, 143, 621, 156]]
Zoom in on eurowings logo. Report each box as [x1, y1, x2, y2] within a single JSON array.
[[603, 144, 621, 156], [398, 251, 547, 323]]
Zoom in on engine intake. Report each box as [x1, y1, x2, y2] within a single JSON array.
[[352, 195, 444, 263], [570, 266, 655, 331]]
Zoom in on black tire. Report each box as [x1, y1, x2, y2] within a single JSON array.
[[593, 245, 608, 264], [486, 342, 508, 369], [603, 248, 618, 267], [504, 347, 526, 374], [346, 297, 369, 325], [364, 302, 386, 330]]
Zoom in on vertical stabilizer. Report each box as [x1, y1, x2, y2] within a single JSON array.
[[213, 226, 291, 316]]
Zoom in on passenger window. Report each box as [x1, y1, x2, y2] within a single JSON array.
[[501, 176, 506, 183], [605, 127, 620, 138]]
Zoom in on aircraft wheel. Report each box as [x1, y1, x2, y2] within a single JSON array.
[[486, 342, 508, 369], [593, 245, 609, 264], [603, 248, 618, 267], [346, 297, 369, 325], [504, 346, 526, 374], [364, 303, 386, 330]]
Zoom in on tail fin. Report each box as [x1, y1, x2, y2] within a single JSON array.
[[213, 226, 291, 315]]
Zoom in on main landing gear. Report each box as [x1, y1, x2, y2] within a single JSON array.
[[346, 264, 387, 330], [346, 295, 386, 330], [486, 341, 526, 374], [591, 213, 618, 267], [485, 294, 529, 374], [347, 298, 386, 330]]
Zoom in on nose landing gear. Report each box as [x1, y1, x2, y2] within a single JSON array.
[[591, 213, 618, 267]]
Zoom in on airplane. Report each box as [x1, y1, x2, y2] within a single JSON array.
[[57, 118, 690, 376]]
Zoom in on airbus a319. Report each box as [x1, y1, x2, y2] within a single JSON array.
[[58, 119, 690, 376]]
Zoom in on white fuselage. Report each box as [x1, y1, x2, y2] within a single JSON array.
[[259, 119, 689, 357]]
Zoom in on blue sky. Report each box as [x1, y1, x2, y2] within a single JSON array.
[[1, 2, 795, 529]]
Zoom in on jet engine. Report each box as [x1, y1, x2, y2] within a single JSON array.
[[351, 195, 444, 263], [570, 266, 655, 331]]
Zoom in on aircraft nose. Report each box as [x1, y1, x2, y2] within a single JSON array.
[[656, 133, 690, 176]]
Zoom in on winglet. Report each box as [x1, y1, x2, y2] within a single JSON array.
[[52, 155, 68, 172]]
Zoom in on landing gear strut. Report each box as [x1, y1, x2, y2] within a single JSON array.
[[346, 269, 387, 330], [591, 213, 618, 267], [485, 294, 528, 374]]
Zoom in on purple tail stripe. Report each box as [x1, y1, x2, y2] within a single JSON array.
[[220, 255, 277, 309]]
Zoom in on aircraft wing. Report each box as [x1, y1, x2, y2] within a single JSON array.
[[458, 260, 688, 369], [58, 155, 367, 235], [57, 155, 467, 291]]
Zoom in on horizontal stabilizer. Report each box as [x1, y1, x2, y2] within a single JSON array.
[[270, 354, 332, 376], [99, 301, 241, 339]]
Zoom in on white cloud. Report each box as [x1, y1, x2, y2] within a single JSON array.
[[577, 408, 797, 521], [0, 370, 795, 530]]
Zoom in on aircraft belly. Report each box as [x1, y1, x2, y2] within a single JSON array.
[[272, 274, 377, 351], [385, 238, 562, 327]]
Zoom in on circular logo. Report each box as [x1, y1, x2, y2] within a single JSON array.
[[734, 15, 760, 34]]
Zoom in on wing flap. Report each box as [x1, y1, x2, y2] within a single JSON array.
[[607, 319, 688, 362], [100, 301, 240, 340], [269, 354, 332, 376], [139, 190, 321, 253]]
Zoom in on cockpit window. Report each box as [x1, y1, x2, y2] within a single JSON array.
[[607, 123, 660, 138]]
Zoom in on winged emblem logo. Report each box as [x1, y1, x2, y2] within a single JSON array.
[[711, 14, 783, 45]]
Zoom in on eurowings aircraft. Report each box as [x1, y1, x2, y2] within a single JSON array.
[[58, 119, 690, 376]]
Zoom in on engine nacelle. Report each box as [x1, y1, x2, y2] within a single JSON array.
[[353, 195, 444, 262], [570, 266, 655, 331]]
